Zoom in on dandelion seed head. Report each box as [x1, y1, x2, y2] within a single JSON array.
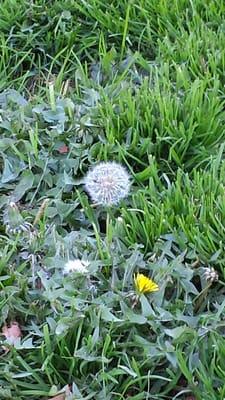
[[63, 259, 89, 275], [84, 162, 131, 205], [203, 267, 218, 283]]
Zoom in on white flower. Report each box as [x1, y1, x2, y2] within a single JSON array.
[[203, 267, 218, 283], [63, 259, 89, 275], [84, 162, 131, 205]]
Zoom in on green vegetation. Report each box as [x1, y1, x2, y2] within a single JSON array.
[[0, 0, 225, 399]]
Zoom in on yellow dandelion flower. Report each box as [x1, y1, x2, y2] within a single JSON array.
[[134, 273, 159, 295]]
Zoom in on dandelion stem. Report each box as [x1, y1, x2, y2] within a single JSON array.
[[30, 254, 36, 288], [106, 210, 113, 249], [93, 223, 105, 261], [49, 81, 56, 111]]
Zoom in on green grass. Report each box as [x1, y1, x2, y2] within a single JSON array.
[[0, 0, 225, 399]]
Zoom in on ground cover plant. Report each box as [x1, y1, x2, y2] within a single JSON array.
[[0, 0, 225, 399]]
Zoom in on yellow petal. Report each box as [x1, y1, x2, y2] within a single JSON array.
[[134, 273, 159, 294]]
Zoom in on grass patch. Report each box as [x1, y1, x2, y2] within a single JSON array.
[[0, 1, 225, 399]]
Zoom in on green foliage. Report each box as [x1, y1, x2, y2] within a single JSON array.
[[0, 0, 225, 399]]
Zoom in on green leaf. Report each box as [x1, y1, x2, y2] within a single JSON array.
[[7, 89, 28, 106], [11, 171, 34, 202], [100, 306, 123, 322], [165, 326, 195, 342], [140, 294, 155, 317], [121, 302, 147, 324]]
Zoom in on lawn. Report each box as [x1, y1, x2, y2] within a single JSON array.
[[0, 0, 225, 399]]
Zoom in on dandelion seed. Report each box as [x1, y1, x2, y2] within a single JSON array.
[[84, 162, 131, 205], [134, 273, 159, 295], [203, 267, 218, 283], [63, 259, 89, 275]]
